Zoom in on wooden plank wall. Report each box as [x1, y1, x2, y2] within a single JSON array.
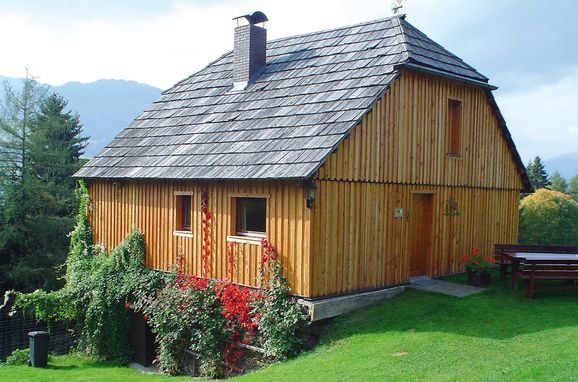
[[310, 182, 519, 297], [87, 180, 311, 297], [310, 69, 523, 297], [317, 69, 525, 190]]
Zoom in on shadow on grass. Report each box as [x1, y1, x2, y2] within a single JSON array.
[[48, 364, 79, 370], [323, 270, 578, 343]]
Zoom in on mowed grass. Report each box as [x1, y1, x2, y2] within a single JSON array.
[[236, 273, 578, 382], [0, 354, 193, 382], [2, 272, 577, 381]]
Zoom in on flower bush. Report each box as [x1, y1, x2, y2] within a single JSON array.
[[463, 247, 495, 275], [135, 243, 304, 378]]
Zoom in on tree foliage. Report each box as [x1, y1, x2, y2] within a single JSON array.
[[525, 156, 550, 191], [519, 189, 578, 246], [568, 174, 578, 202], [14, 182, 165, 363], [0, 74, 88, 293], [549, 171, 568, 193]]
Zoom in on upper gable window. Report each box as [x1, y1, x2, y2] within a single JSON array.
[[175, 192, 193, 234], [447, 98, 462, 156]]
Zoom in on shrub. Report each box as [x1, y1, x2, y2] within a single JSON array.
[[135, 239, 305, 378], [4, 348, 29, 366], [519, 189, 578, 246], [135, 275, 227, 377], [257, 238, 305, 360]]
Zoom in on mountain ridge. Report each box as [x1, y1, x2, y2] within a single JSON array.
[[544, 151, 578, 179], [0, 75, 162, 157]]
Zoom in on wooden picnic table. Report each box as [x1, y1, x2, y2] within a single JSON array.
[[503, 251, 578, 297]]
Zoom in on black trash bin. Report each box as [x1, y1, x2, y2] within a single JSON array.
[[28, 331, 49, 367]]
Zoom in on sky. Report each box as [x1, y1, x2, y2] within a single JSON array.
[[0, 0, 577, 162]]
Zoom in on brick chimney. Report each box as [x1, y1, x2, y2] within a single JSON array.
[[232, 12, 268, 90]]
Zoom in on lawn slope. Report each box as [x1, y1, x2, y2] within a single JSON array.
[[236, 274, 578, 381], [1, 274, 577, 381]]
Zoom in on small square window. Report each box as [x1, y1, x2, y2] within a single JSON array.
[[175, 194, 192, 232], [235, 198, 266, 237], [447, 98, 462, 155]]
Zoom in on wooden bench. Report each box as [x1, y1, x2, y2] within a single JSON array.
[[494, 244, 577, 279], [514, 259, 578, 298]]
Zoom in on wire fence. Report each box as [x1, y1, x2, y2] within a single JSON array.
[[0, 301, 76, 361]]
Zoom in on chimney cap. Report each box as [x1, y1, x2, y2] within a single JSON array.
[[233, 11, 268, 26]]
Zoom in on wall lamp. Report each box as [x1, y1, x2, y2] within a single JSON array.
[[303, 179, 317, 209]]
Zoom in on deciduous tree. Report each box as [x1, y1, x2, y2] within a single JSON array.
[[568, 175, 578, 202], [519, 189, 578, 246]]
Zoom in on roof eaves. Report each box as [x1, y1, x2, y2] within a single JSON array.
[[397, 62, 498, 90], [485, 90, 533, 193]]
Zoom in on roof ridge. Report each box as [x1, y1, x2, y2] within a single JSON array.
[[392, 15, 412, 64], [267, 15, 398, 44], [400, 18, 487, 81]]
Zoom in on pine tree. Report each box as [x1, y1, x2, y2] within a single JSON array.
[[549, 171, 568, 193], [526, 156, 550, 191], [0, 80, 88, 292], [28, 93, 88, 216]]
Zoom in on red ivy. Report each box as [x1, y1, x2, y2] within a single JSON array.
[[201, 187, 211, 277], [259, 238, 277, 265], [175, 273, 208, 291], [226, 242, 236, 280], [215, 281, 259, 375]]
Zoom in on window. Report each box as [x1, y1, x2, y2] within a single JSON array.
[[235, 197, 266, 237], [175, 193, 192, 232], [447, 98, 462, 155]]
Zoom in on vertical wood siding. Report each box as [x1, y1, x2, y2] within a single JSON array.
[[310, 181, 519, 297], [310, 70, 523, 297], [317, 70, 525, 190], [87, 180, 311, 297]]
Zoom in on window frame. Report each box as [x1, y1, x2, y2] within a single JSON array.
[[447, 97, 462, 157], [174, 191, 194, 237], [228, 193, 269, 244]]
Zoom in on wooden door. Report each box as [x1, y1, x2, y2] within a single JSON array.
[[409, 193, 433, 277]]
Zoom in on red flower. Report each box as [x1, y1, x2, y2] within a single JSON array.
[[143, 315, 149, 321], [124, 302, 131, 310]]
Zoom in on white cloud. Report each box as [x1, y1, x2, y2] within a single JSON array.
[[496, 67, 578, 161], [0, 0, 386, 88]]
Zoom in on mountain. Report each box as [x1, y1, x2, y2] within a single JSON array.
[[544, 151, 578, 179], [0, 75, 162, 157]]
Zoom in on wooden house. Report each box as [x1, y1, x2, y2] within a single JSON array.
[[75, 14, 531, 306]]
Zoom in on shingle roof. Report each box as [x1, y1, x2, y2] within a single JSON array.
[[75, 16, 494, 180]]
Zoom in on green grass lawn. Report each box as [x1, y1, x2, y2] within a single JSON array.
[[0, 354, 193, 382], [2, 272, 577, 381]]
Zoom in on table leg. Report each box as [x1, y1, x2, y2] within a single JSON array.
[[511, 259, 520, 289]]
